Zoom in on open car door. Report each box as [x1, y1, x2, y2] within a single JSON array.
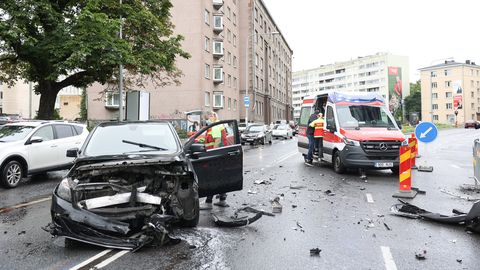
[[185, 120, 243, 198]]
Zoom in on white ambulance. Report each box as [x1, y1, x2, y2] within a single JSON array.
[[297, 91, 407, 174]]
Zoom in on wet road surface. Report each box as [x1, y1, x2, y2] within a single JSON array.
[[1, 129, 480, 269]]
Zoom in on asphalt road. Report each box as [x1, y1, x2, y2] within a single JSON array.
[[1, 128, 480, 270]]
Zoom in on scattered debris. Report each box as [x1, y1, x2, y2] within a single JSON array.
[[18, 231, 26, 236], [456, 259, 463, 264], [415, 250, 427, 260], [292, 205, 298, 208], [188, 245, 196, 249], [360, 187, 366, 191], [383, 222, 392, 231], [377, 214, 385, 218], [279, 165, 283, 168], [296, 221, 303, 229], [212, 207, 274, 228], [271, 197, 282, 213], [440, 189, 480, 201], [290, 185, 306, 190], [324, 190, 336, 196], [310, 248, 321, 256], [450, 239, 457, 244], [411, 187, 426, 195], [248, 190, 258, 195], [254, 179, 271, 185], [3, 231, 6, 234]]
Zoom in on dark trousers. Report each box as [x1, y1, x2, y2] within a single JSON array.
[[206, 193, 227, 203], [315, 137, 323, 158], [307, 134, 315, 161]]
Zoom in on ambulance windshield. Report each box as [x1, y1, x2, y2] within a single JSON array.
[[336, 105, 397, 129]]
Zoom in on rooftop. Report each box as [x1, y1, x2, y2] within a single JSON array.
[[418, 60, 478, 71]]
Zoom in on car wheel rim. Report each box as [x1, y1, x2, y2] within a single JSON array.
[[6, 164, 21, 185]]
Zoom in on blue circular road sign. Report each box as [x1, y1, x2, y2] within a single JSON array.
[[415, 122, 438, 143]]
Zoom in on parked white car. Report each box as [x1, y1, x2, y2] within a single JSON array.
[[0, 121, 89, 188], [271, 124, 293, 139]]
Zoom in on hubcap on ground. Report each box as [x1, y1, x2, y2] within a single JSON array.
[[7, 164, 21, 185]]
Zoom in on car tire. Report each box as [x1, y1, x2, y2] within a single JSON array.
[[178, 198, 199, 227], [333, 151, 346, 174], [261, 137, 266, 145], [1, 160, 23, 188], [269, 138, 272, 144], [391, 167, 400, 175]]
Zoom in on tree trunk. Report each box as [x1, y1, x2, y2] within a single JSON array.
[[37, 81, 60, 120]]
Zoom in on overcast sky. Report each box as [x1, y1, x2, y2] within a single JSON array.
[[262, 0, 479, 82]]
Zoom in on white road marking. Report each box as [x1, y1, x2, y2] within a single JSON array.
[[0, 197, 51, 213], [366, 193, 374, 203], [274, 151, 297, 165], [69, 249, 113, 270], [93, 250, 130, 269], [380, 246, 398, 270], [450, 164, 461, 169]]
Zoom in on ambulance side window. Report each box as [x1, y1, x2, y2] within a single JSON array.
[[299, 107, 312, 126], [326, 106, 336, 132]]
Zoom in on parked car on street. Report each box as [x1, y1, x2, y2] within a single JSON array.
[[238, 123, 248, 133], [465, 120, 480, 129], [47, 120, 243, 250], [272, 124, 293, 139], [241, 124, 272, 145], [0, 121, 89, 188]]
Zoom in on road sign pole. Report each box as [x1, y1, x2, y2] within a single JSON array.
[[415, 122, 437, 172]]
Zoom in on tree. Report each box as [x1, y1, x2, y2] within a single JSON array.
[[0, 0, 189, 119], [80, 88, 87, 121], [405, 80, 422, 121]]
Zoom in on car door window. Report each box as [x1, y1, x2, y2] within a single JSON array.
[[33, 126, 54, 141], [55, 125, 75, 139], [73, 125, 83, 135], [191, 121, 239, 149], [326, 106, 336, 131]]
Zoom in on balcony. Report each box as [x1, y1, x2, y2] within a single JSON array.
[[212, 0, 224, 9]]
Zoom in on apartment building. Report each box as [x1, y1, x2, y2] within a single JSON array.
[[419, 60, 480, 124], [292, 53, 409, 120], [86, 0, 292, 124]]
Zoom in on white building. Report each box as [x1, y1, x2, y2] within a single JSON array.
[[292, 52, 409, 120]]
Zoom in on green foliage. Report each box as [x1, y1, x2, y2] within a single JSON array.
[[175, 127, 188, 139], [405, 80, 422, 120], [34, 108, 62, 120], [0, 0, 189, 119], [80, 89, 87, 121]]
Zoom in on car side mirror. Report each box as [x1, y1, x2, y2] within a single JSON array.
[[188, 143, 206, 158], [66, 148, 79, 158], [29, 136, 44, 144]]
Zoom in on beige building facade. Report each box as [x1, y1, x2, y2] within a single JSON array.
[[0, 81, 40, 119], [86, 0, 292, 124], [419, 60, 480, 124]]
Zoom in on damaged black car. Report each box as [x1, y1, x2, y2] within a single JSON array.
[[46, 120, 243, 250]]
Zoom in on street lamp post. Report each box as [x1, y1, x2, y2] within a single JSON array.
[[118, 0, 124, 121]]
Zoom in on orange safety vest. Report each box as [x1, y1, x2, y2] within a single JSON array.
[[205, 125, 226, 149], [313, 118, 324, 138]]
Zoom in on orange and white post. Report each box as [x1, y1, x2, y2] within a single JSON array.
[[393, 145, 417, 198], [409, 135, 417, 170]]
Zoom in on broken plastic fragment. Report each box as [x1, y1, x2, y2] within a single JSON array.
[[310, 248, 321, 256]]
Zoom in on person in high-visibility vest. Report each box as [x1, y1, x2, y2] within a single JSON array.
[[310, 113, 325, 159], [200, 111, 229, 210], [305, 109, 321, 166]]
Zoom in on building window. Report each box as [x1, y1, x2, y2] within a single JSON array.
[[446, 103, 452, 109], [254, 7, 258, 20], [205, 92, 210, 106], [227, 52, 232, 64], [233, 13, 237, 25], [472, 103, 475, 109], [227, 6, 231, 19], [254, 30, 258, 43], [472, 80, 475, 87], [445, 81, 451, 88], [446, 92, 452, 98], [433, 115, 439, 121], [213, 67, 223, 81], [213, 92, 224, 108], [432, 104, 438, 110], [227, 29, 231, 42], [444, 69, 451, 76], [204, 37, 210, 52], [205, 64, 210, 79], [432, 93, 438, 99], [204, 10, 210, 25], [213, 41, 224, 55], [255, 53, 259, 67], [431, 82, 437, 88], [472, 92, 475, 98], [233, 77, 237, 89], [213, 16, 223, 29], [227, 74, 231, 86], [233, 56, 237, 67], [233, 99, 237, 111], [233, 34, 236, 47], [105, 92, 120, 107], [228, 98, 231, 110]]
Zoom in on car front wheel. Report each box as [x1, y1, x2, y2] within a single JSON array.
[[1, 160, 23, 188], [178, 198, 199, 227], [333, 151, 346, 174]]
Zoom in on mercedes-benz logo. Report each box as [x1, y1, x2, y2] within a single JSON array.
[[379, 143, 388, 151]]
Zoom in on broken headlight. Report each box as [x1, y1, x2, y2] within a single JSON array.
[[401, 139, 409, 146], [343, 137, 360, 146], [56, 178, 72, 202]]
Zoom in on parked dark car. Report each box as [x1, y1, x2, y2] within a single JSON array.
[[46, 120, 243, 250], [465, 120, 480, 129], [240, 124, 272, 145]]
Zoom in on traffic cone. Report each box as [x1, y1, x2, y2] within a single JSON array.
[[393, 145, 417, 198]]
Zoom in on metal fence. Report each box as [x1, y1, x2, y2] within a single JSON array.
[[473, 139, 480, 185]]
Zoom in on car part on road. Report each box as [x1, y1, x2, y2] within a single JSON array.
[[310, 248, 321, 256], [271, 197, 282, 213], [418, 165, 434, 172], [391, 199, 480, 234], [212, 207, 274, 227], [415, 250, 427, 260], [440, 189, 480, 201]]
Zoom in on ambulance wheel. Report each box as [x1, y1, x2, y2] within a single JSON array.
[[333, 151, 346, 174], [391, 167, 400, 175]]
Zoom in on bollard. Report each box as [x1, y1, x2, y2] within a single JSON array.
[[409, 136, 418, 170], [412, 133, 421, 159], [393, 145, 418, 198]]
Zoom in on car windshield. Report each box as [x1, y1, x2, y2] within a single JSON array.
[[274, 124, 287, 130], [336, 105, 396, 129], [0, 125, 35, 142], [247, 125, 264, 132], [84, 123, 178, 156]]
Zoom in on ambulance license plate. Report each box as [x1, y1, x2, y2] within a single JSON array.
[[375, 162, 393, 168]]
